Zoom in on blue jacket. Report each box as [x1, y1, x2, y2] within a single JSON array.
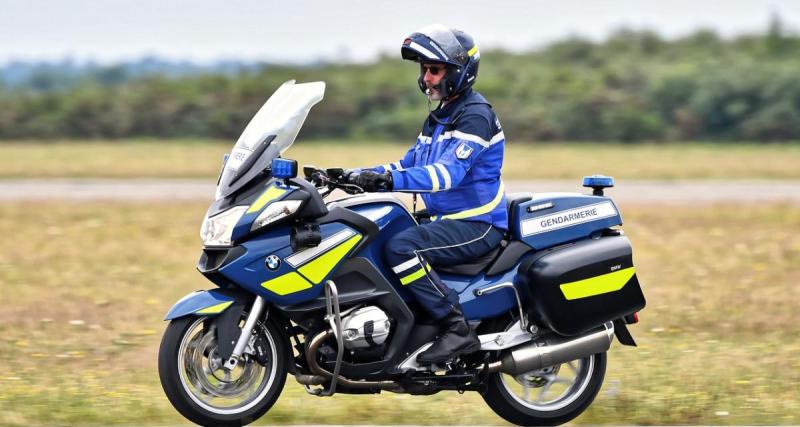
[[368, 90, 508, 230]]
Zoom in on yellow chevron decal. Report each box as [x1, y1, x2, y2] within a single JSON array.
[[195, 301, 233, 314], [261, 272, 312, 295], [247, 185, 288, 214], [298, 234, 362, 283], [560, 267, 636, 300]]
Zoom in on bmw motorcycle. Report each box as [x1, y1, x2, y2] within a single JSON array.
[[158, 80, 646, 426]]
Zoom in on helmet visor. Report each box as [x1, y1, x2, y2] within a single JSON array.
[[403, 24, 468, 66]]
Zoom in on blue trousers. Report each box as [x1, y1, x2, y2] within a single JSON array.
[[384, 219, 505, 320]]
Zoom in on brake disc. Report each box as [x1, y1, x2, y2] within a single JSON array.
[[515, 364, 561, 388]]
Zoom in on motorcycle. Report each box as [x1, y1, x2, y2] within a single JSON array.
[[158, 80, 646, 426]]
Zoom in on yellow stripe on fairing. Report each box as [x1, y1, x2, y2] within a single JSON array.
[[400, 263, 431, 285], [261, 272, 312, 295], [560, 267, 636, 300], [298, 234, 362, 283], [433, 181, 505, 221], [467, 45, 479, 56], [247, 185, 288, 214], [195, 301, 233, 314]]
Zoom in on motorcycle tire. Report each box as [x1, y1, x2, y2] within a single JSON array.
[[158, 314, 287, 427], [481, 351, 606, 426]]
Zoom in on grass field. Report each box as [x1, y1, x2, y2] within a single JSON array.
[[2, 139, 800, 180], [1, 201, 798, 426]]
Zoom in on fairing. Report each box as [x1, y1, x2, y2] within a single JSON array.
[[164, 289, 237, 320]]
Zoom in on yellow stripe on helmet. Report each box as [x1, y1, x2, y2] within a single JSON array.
[[467, 45, 479, 56]]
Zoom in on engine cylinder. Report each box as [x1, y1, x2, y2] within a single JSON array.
[[341, 306, 391, 349]]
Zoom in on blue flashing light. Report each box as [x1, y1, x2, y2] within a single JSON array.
[[271, 158, 298, 179], [582, 174, 615, 189]]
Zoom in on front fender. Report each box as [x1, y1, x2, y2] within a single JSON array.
[[164, 288, 247, 320]]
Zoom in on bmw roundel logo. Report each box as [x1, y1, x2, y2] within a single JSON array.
[[265, 255, 281, 271]]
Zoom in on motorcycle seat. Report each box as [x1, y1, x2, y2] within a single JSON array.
[[436, 244, 503, 276], [435, 193, 533, 276]]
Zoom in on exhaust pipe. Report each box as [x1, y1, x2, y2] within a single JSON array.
[[487, 322, 615, 375], [301, 330, 403, 392]]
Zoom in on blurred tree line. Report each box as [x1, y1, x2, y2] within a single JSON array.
[[1, 24, 799, 143]]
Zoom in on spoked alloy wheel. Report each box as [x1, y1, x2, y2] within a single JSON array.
[[482, 322, 607, 426], [159, 314, 287, 427]]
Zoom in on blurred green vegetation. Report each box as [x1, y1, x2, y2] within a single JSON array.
[[3, 23, 800, 142]]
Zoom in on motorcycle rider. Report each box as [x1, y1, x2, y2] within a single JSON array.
[[345, 25, 508, 365]]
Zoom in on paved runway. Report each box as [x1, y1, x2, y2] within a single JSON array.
[[1, 178, 799, 204]]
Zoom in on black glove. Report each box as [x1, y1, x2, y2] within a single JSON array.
[[342, 169, 358, 184], [352, 170, 393, 192]]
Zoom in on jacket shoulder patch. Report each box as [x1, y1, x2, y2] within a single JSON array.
[[456, 143, 474, 159]]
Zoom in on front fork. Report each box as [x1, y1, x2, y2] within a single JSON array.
[[223, 295, 267, 370]]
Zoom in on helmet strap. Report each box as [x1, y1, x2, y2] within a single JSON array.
[[419, 64, 458, 125], [426, 96, 444, 124], [427, 96, 467, 126]]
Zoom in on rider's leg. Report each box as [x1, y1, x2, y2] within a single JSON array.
[[385, 219, 504, 364]]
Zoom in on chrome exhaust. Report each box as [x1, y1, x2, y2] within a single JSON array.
[[487, 322, 615, 375]]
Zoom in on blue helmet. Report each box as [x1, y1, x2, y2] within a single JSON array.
[[401, 24, 480, 99]]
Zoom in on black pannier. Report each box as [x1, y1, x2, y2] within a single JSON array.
[[518, 235, 646, 336]]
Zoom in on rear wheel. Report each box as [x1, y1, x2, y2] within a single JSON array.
[[480, 318, 606, 426], [158, 314, 287, 426]]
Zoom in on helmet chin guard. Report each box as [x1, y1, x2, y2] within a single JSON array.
[[401, 24, 480, 99], [418, 68, 452, 100]]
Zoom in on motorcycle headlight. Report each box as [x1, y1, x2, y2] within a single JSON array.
[[251, 200, 303, 231], [200, 206, 248, 247]]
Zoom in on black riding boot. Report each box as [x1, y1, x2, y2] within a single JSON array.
[[416, 307, 481, 365]]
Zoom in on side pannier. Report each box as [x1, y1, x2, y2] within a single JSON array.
[[518, 235, 646, 336]]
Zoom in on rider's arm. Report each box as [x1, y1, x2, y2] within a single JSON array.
[[390, 114, 503, 193]]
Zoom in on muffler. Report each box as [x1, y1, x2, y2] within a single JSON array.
[[487, 322, 614, 375]]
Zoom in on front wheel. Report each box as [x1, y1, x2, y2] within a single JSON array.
[[482, 352, 606, 426], [158, 314, 287, 426]]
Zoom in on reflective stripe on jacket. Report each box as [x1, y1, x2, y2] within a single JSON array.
[[370, 90, 508, 230]]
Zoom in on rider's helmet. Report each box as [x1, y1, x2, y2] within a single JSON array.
[[400, 24, 480, 100]]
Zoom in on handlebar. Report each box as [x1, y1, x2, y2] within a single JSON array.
[[303, 166, 365, 196]]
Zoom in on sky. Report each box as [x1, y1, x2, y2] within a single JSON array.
[[2, 0, 799, 64]]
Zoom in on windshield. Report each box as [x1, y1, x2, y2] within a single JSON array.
[[216, 80, 326, 200]]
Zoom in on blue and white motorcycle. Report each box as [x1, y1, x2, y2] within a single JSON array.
[[158, 81, 646, 426]]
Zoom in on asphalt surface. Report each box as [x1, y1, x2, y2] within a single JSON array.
[[1, 178, 799, 204]]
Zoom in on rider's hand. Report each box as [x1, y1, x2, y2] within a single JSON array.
[[342, 169, 358, 184], [352, 170, 393, 192], [309, 169, 327, 187]]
